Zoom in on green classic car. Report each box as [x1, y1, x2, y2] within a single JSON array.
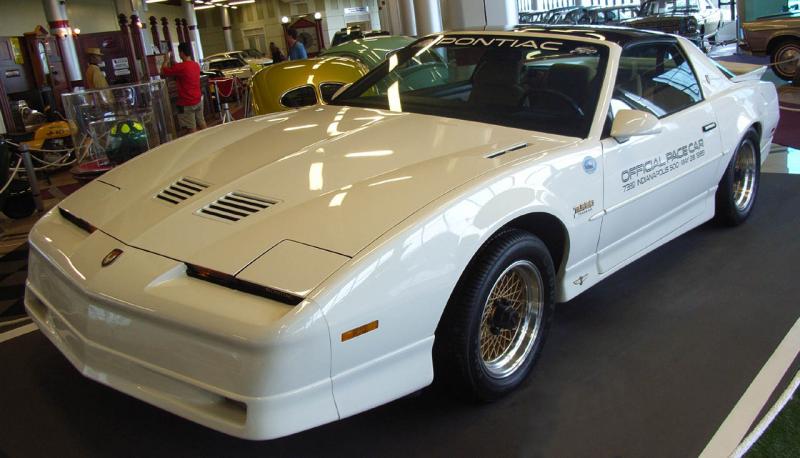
[[320, 35, 415, 68]]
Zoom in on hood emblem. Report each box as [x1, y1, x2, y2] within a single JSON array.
[[101, 249, 123, 267]]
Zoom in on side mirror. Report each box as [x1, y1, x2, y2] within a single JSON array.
[[610, 109, 662, 143], [331, 83, 352, 101]]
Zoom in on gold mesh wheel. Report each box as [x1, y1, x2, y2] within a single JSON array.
[[479, 260, 543, 379]]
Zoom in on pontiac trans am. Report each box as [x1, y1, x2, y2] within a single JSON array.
[[26, 27, 779, 440]]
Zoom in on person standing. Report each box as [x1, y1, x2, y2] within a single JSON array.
[[286, 28, 307, 60], [161, 42, 206, 135], [84, 48, 108, 90], [269, 42, 286, 63]]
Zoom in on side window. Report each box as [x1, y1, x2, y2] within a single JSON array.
[[613, 42, 702, 118], [280, 85, 317, 108], [319, 82, 345, 103]]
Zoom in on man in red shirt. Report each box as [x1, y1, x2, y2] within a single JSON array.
[[161, 43, 206, 134]]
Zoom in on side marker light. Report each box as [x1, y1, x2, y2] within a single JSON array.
[[341, 320, 379, 342]]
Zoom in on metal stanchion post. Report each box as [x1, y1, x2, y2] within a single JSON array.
[[19, 144, 44, 213], [221, 103, 234, 123]]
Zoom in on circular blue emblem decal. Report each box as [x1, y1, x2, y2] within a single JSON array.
[[583, 156, 597, 174]]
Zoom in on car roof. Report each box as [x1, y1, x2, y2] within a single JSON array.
[[445, 25, 672, 47], [206, 51, 240, 58], [207, 57, 245, 64]]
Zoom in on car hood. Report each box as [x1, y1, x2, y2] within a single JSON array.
[[60, 105, 575, 275]]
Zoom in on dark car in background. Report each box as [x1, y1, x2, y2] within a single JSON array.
[[518, 10, 550, 24], [330, 27, 390, 47], [576, 5, 642, 25], [520, 5, 639, 26], [547, 6, 585, 24], [626, 0, 722, 50], [594, 5, 642, 24]]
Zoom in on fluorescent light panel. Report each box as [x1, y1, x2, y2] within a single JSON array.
[[229, 0, 256, 5]]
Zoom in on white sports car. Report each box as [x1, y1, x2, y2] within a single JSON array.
[[26, 26, 779, 440]]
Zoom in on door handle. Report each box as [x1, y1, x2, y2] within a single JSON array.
[[702, 122, 717, 132]]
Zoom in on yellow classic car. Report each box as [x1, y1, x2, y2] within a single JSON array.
[[249, 57, 368, 115]]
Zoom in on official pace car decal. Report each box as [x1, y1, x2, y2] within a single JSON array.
[[621, 139, 705, 192]]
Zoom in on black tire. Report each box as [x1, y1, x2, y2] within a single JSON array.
[[434, 229, 555, 401], [770, 38, 800, 81], [714, 130, 760, 226]]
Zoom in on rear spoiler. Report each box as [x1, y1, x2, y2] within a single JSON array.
[[715, 60, 767, 83], [731, 66, 767, 83]]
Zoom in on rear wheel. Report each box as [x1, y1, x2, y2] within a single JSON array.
[[434, 229, 555, 401], [770, 38, 800, 81], [715, 131, 760, 226]]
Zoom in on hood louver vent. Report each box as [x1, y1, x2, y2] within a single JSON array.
[[156, 177, 209, 204], [199, 192, 275, 222]]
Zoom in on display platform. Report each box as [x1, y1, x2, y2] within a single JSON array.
[[1, 174, 799, 457]]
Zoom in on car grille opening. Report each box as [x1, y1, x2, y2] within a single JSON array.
[[198, 192, 275, 222], [156, 177, 209, 204]]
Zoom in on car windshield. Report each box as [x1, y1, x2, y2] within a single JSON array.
[[243, 49, 264, 58], [746, 1, 799, 20], [210, 59, 244, 70], [642, 0, 700, 15], [333, 35, 609, 138], [610, 7, 640, 20]]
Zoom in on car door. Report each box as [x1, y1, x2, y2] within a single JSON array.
[[596, 41, 722, 273]]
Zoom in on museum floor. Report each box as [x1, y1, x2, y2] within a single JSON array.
[[1, 170, 799, 457], [1, 70, 799, 456]]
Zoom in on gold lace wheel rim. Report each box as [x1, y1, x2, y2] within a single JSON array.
[[479, 260, 543, 379]]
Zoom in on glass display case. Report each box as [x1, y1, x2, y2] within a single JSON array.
[[61, 80, 175, 178]]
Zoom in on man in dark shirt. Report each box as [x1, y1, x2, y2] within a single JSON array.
[[161, 42, 206, 134]]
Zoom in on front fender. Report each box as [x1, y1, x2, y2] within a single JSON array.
[[308, 141, 603, 419]]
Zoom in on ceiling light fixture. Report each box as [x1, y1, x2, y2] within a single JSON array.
[[229, 0, 255, 5], [194, 4, 216, 9]]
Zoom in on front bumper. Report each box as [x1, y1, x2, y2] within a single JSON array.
[[25, 209, 339, 440]]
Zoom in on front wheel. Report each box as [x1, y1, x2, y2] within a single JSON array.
[[434, 229, 555, 401], [715, 131, 760, 226], [770, 39, 800, 81]]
